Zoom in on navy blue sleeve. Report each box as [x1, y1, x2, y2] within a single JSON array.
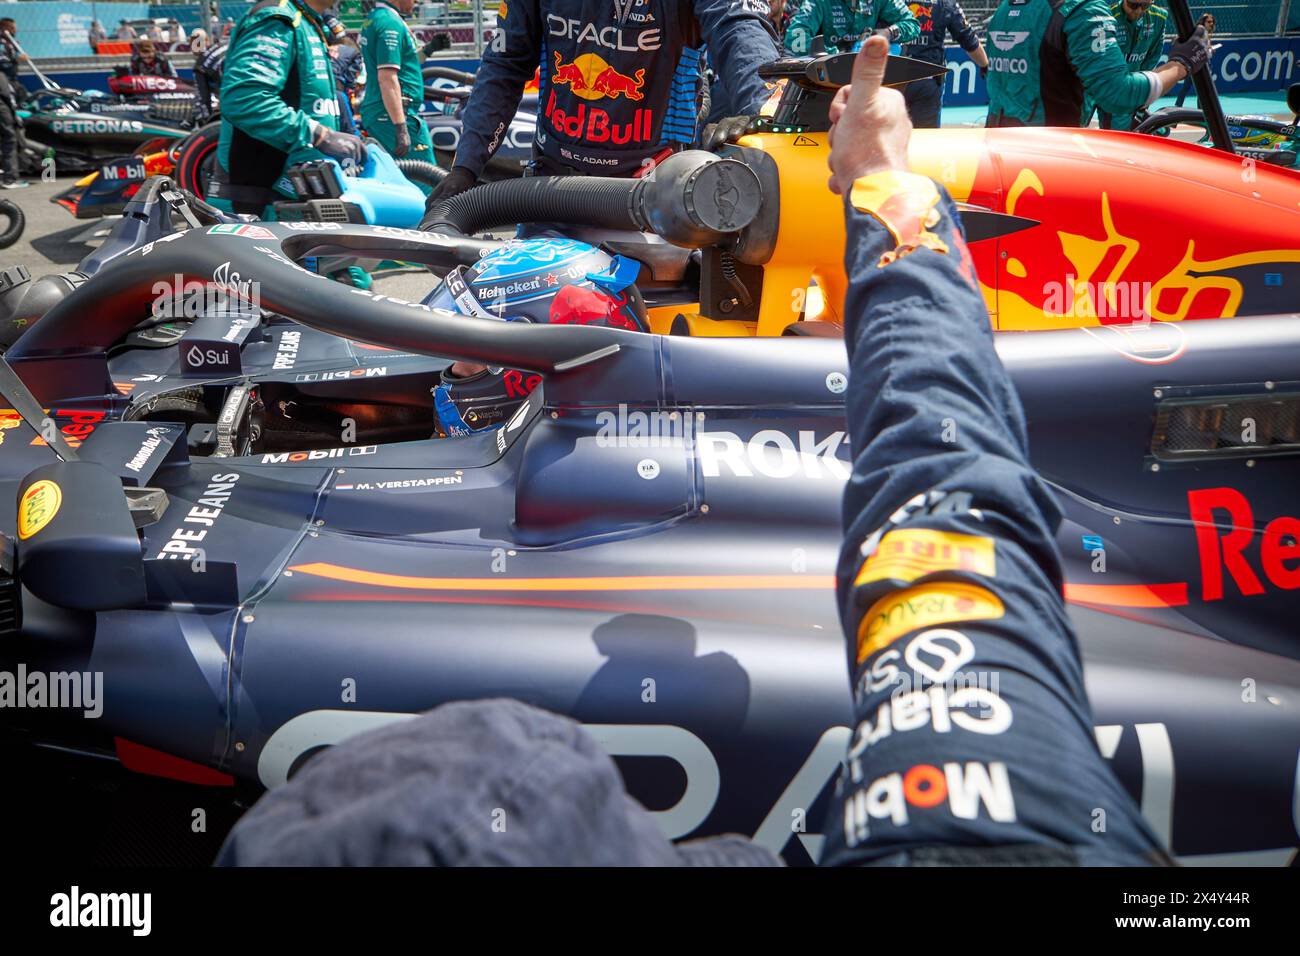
[[820, 172, 1166, 866], [452, 0, 541, 175], [945, 1, 981, 52], [691, 0, 781, 114], [334, 45, 363, 88]]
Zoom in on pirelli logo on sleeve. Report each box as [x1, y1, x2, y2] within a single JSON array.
[[854, 528, 996, 587], [857, 582, 1004, 663]]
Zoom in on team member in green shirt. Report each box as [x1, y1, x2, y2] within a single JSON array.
[[359, 0, 435, 187], [1098, 0, 1169, 130], [784, 0, 919, 55], [211, 0, 365, 216], [984, 0, 1207, 129]]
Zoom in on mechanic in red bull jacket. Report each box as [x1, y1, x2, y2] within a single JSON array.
[[425, 0, 781, 207], [821, 36, 1168, 865], [901, 1, 988, 128]]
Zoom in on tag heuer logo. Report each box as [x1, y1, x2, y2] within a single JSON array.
[[989, 30, 1029, 51]]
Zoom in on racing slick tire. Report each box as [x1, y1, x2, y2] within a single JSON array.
[[0, 199, 25, 249], [173, 121, 221, 199]]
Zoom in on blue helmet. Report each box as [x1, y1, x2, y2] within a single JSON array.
[[426, 237, 647, 331], [424, 238, 647, 436]]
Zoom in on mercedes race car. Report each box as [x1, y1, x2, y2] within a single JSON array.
[[19, 85, 192, 176]]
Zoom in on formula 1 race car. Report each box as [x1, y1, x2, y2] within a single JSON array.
[[0, 140, 1297, 865], [107, 71, 196, 100], [1134, 82, 1300, 169], [18, 86, 192, 176]]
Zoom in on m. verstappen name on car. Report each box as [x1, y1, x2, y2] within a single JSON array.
[[334, 474, 464, 492], [158, 473, 240, 559]]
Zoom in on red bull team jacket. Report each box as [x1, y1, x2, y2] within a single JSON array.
[[452, 0, 780, 176]]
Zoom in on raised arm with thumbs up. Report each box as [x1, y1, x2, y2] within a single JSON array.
[[821, 35, 1170, 868]]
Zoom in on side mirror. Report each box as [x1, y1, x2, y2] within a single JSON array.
[[16, 461, 147, 611]]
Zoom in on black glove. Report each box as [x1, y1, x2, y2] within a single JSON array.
[[701, 115, 754, 153], [427, 165, 476, 208], [315, 126, 367, 165], [393, 122, 411, 158], [324, 14, 349, 45], [1168, 25, 1211, 77]]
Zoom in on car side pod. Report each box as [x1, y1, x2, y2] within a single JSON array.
[[15, 461, 147, 612]]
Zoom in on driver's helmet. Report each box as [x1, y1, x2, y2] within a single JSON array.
[[424, 237, 647, 437]]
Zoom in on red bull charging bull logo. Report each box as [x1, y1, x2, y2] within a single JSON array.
[[545, 51, 654, 146], [552, 51, 645, 101]]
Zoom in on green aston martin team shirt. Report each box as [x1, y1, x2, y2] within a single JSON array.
[[784, 0, 920, 55], [359, 1, 425, 120]]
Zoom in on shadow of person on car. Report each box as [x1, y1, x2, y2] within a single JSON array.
[[572, 613, 751, 823], [574, 613, 751, 736]]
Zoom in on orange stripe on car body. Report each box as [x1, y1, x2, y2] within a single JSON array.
[[288, 563, 836, 592]]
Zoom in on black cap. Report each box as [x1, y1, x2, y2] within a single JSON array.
[[217, 699, 782, 867]]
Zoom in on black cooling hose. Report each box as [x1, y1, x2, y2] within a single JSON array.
[[395, 159, 448, 188], [419, 151, 764, 252], [422, 174, 640, 238], [422, 65, 477, 85]]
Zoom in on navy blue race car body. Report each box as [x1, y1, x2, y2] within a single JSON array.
[[1, 122, 1298, 865]]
